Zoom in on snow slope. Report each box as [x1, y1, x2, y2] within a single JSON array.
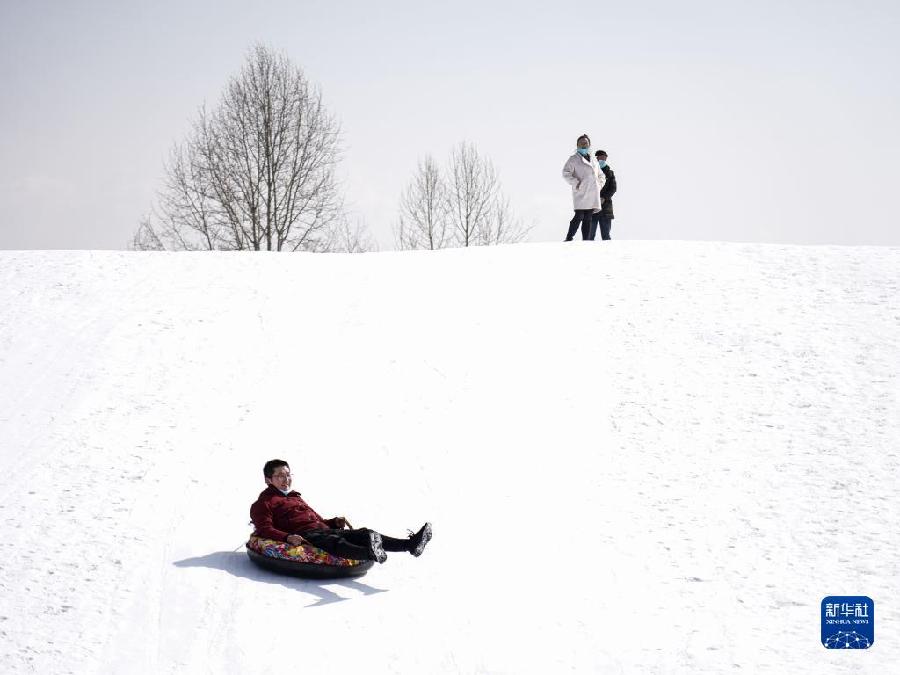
[[0, 242, 898, 674]]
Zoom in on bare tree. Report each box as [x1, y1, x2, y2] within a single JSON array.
[[444, 141, 530, 248], [134, 44, 346, 251], [132, 215, 165, 251], [479, 194, 529, 246], [395, 155, 450, 250], [329, 216, 379, 253]]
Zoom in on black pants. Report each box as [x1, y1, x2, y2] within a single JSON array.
[[590, 213, 613, 240], [301, 527, 410, 561], [566, 210, 593, 241]]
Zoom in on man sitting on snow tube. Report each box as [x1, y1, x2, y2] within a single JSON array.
[[249, 459, 432, 568]]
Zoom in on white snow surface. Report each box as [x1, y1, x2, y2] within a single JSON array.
[[0, 242, 898, 674]]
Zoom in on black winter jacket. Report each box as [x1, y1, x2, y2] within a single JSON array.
[[599, 165, 617, 219]]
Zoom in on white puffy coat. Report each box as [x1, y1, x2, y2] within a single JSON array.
[[562, 152, 606, 210]]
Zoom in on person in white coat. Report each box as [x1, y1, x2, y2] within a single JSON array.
[[562, 134, 606, 241]]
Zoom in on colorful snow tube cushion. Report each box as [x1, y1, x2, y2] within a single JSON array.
[[246, 535, 374, 578]]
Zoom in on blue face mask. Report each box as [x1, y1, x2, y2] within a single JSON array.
[[597, 159, 607, 169], [577, 148, 590, 157]]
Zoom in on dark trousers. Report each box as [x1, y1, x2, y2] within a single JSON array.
[[301, 527, 409, 561], [566, 209, 593, 241], [590, 213, 612, 240]]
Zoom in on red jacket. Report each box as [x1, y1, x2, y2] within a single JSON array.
[[250, 486, 336, 541]]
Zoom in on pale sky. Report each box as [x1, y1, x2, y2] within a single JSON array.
[[1, 0, 898, 249]]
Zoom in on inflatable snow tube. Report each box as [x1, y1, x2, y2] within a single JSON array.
[[246, 535, 374, 579]]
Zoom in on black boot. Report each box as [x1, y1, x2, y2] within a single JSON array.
[[368, 531, 387, 563], [408, 523, 432, 557]]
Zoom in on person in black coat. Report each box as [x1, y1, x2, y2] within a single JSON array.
[[590, 150, 617, 240]]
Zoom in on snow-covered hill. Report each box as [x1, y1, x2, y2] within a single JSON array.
[[1, 242, 898, 674]]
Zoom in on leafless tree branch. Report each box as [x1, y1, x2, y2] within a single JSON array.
[[136, 44, 344, 252], [395, 155, 450, 250], [398, 141, 529, 249]]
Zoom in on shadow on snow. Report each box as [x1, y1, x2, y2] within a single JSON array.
[[173, 550, 389, 607]]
